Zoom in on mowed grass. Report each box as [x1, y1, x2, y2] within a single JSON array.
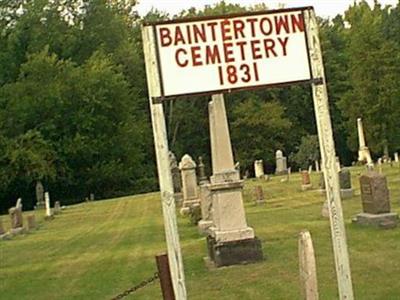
[[0, 165, 399, 300]]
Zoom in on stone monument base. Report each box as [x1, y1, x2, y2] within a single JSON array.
[[44, 215, 54, 221], [301, 184, 313, 191], [352, 212, 399, 229], [174, 193, 183, 207], [340, 188, 353, 199], [189, 204, 202, 225], [10, 227, 26, 236], [0, 232, 11, 240], [34, 203, 45, 210], [275, 170, 288, 176], [255, 199, 266, 205], [206, 236, 263, 267], [198, 220, 213, 235]]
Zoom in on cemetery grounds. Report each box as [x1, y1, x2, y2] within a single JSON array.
[[0, 165, 399, 299]]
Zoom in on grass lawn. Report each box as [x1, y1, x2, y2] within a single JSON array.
[[0, 165, 399, 299]]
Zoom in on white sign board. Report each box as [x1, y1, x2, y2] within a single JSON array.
[[146, 8, 312, 98]]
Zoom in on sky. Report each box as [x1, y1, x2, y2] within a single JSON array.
[[136, 0, 398, 18]]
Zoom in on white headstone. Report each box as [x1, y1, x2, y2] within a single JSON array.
[[315, 160, 320, 173], [179, 154, 199, 208], [254, 160, 264, 179], [394, 152, 399, 163], [45, 192, 52, 217], [16, 198, 22, 209], [276, 150, 288, 175], [357, 118, 373, 166]]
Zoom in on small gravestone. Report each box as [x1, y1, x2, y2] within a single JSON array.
[[377, 158, 383, 174], [198, 156, 208, 184], [299, 230, 319, 300], [254, 160, 264, 179], [89, 193, 95, 201], [179, 154, 199, 214], [308, 165, 313, 174], [315, 160, 320, 173], [0, 218, 5, 235], [0, 218, 10, 240], [321, 200, 329, 218], [394, 152, 399, 163], [353, 171, 398, 228], [301, 171, 312, 191], [275, 150, 288, 175], [9, 207, 23, 229], [198, 183, 213, 235], [339, 168, 353, 199], [27, 215, 36, 230], [254, 185, 265, 205], [169, 151, 182, 205], [9, 205, 25, 235], [44, 192, 54, 220], [35, 181, 45, 209], [54, 201, 61, 214]]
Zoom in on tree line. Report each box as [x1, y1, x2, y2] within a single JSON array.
[[0, 0, 399, 212]]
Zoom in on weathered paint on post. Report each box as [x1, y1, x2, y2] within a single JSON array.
[[142, 25, 187, 300], [299, 230, 319, 300], [304, 8, 354, 300]]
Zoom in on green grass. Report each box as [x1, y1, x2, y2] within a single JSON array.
[[0, 165, 399, 300]]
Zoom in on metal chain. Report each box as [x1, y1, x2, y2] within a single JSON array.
[[111, 272, 159, 300]]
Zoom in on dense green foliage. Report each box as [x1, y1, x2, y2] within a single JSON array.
[[0, 1, 399, 211]]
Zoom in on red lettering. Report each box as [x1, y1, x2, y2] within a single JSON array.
[[193, 24, 206, 43], [263, 39, 277, 57], [207, 22, 218, 41], [159, 27, 172, 47], [278, 37, 289, 56], [251, 40, 262, 59], [233, 19, 245, 39], [246, 18, 258, 37], [186, 25, 192, 44], [223, 43, 234, 63], [291, 13, 305, 32], [191, 46, 202, 66], [274, 15, 290, 35], [205, 45, 221, 65], [260, 17, 273, 36], [236, 41, 247, 61], [175, 48, 188, 67], [221, 19, 232, 41], [174, 27, 185, 45]]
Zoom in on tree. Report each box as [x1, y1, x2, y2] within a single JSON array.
[[291, 135, 320, 169], [339, 1, 400, 156], [231, 98, 292, 172]]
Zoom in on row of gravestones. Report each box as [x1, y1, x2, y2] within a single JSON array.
[[254, 163, 398, 230], [0, 192, 62, 241], [254, 150, 289, 179]]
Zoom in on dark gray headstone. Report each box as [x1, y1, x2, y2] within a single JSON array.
[[339, 168, 352, 189], [359, 171, 390, 214]]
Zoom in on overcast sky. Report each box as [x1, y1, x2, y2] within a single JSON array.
[[136, 0, 398, 18]]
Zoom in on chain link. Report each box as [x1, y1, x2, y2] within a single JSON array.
[[111, 272, 159, 300]]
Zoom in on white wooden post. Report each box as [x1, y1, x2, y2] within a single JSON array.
[[304, 9, 354, 300], [141, 25, 187, 299], [299, 230, 319, 300]]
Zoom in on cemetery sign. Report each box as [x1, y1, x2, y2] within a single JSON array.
[[148, 7, 312, 98]]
